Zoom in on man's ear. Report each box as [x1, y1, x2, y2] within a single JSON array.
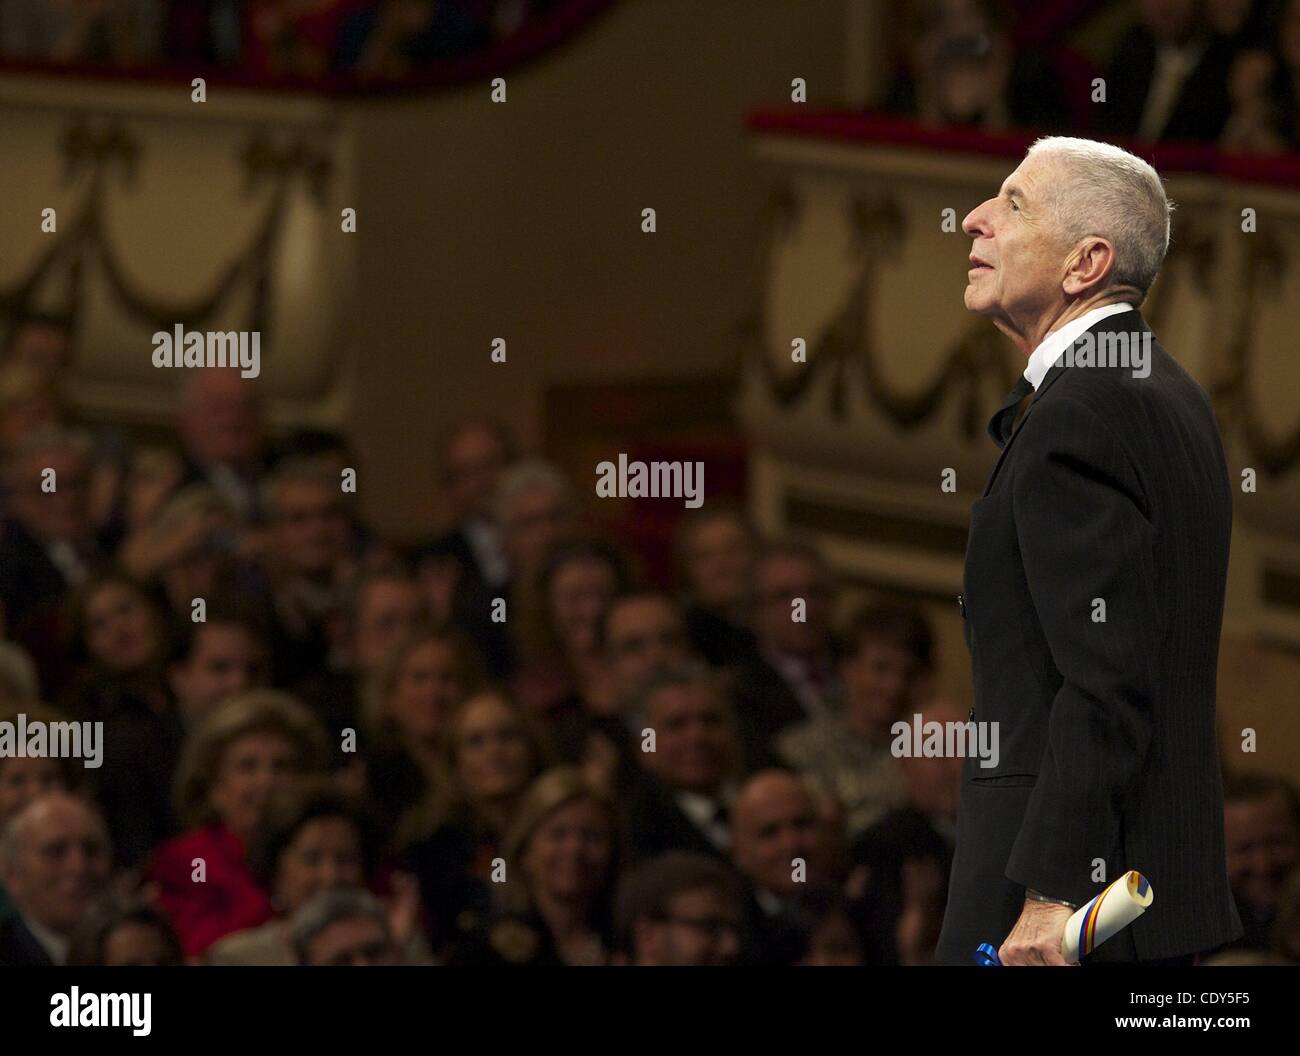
[[1062, 237, 1116, 296]]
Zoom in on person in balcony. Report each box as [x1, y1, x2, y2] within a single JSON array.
[[333, 0, 490, 79], [0, 0, 162, 66]]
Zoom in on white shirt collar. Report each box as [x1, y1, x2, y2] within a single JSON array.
[[1024, 302, 1136, 390]]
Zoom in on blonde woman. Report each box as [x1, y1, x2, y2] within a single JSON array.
[[452, 767, 619, 965]]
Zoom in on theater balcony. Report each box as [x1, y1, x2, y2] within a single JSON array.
[[738, 108, 1300, 652]]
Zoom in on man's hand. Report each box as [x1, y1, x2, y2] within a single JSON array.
[[998, 898, 1078, 965]]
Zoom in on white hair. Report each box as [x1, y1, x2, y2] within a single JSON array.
[[1025, 136, 1173, 298], [493, 458, 574, 525]]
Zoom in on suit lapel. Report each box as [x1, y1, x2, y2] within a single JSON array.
[[978, 308, 1149, 498]]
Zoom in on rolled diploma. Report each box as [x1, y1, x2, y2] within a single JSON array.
[[1061, 870, 1153, 962]]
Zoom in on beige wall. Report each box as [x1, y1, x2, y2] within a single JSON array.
[[346, 0, 847, 539]]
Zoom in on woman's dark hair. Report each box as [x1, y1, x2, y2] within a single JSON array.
[[66, 895, 183, 966], [246, 780, 380, 895]]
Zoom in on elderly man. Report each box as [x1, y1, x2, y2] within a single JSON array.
[[937, 136, 1241, 966], [730, 769, 834, 965], [0, 793, 113, 966]]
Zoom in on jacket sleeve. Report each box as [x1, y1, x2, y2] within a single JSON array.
[[1003, 396, 1159, 906]]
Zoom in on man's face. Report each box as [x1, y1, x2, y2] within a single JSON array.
[[605, 597, 688, 700], [180, 374, 262, 466], [353, 578, 420, 673], [636, 886, 744, 966], [684, 515, 753, 610], [753, 554, 831, 656], [502, 486, 573, 571], [271, 481, 350, 578], [169, 623, 268, 724], [445, 426, 507, 521], [643, 683, 734, 794], [1224, 792, 1300, 913], [2, 796, 111, 935], [962, 153, 1068, 333], [305, 915, 400, 966], [732, 775, 822, 898], [11, 446, 90, 542]]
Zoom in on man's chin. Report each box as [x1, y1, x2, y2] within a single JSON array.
[[963, 286, 991, 313]]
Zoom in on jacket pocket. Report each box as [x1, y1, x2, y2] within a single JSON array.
[[968, 772, 1038, 788]]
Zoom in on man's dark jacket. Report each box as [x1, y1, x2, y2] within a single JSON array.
[[937, 309, 1242, 964]]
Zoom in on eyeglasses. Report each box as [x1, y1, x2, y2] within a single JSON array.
[[661, 915, 742, 938]]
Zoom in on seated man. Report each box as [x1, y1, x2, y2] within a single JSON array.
[[0, 792, 113, 966], [289, 889, 403, 967], [731, 769, 837, 965], [624, 662, 742, 863], [615, 851, 747, 966]]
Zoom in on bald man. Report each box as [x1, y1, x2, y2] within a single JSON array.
[[730, 769, 833, 964], [177, 372, 266, 521], [0, 792, 112, 966]]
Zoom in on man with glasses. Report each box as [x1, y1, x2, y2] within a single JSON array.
[[616, 851, 746, 966]]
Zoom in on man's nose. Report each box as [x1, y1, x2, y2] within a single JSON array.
[[962, 201, 991, 238]]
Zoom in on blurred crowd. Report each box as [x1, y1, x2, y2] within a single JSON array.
[[0, 0, 561, 79], [0, 310, 1295, 968], [886, 0, 1300, 153]]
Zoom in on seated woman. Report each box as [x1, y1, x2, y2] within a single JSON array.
[[360, 624, 481, 844], [205, 779, 427, 965], [401, 688, 549, 955], [510, 538, 634, 722], [146, 690, 327, 958], [451, 767, 619, 966], [66, 569, 181, 868], [67, 895, 183, 967]]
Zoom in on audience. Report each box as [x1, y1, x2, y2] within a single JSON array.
[[289, 887, 403, 965], [615, 851, 746, 966]]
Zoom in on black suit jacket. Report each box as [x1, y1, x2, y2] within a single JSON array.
[[1097, 29, 1233, 143], [0, 520, 74, 630], [0, 914, 55, 967], [624, 778, 729, 865], [937, 310, 1242, 964]]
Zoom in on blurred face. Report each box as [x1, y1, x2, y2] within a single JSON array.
[[305, 915, 400, 966], [502, 487, 573, 570], [84, 582, 161, 674], [549, 557, 617, 659], [10, 446, 90, 541], [800, 910, 864, 966], [445, 425, 508, 521], [1141, 0, 1196, 42], [684, 515, 752, 610], [732, 775, 821, 897], [1207, 0, 1252, 35], [208, 731, 300, 839], [1224, 793, 1300, 913], [390, 640, 463, 745], [605, 597, 688, 699], [274, 817, 364, 915], [102, 922, 178, 967], [353, 578, 420, 673], [636, 886, 743, 966], [6, 322, 70, 377], [840, 640, 920, 734], [753, 554, 831, 655], [271, 481, 350, 578], [643, 682, 734, 794], [0, 757, 64, 822], [454, 694, 532, 804], [521, 798, 613, 904], [962, 153, 1071, 338], [180, 375, 261, 465], [2, 796, 110, 934], [170, 623, 268, 724]]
